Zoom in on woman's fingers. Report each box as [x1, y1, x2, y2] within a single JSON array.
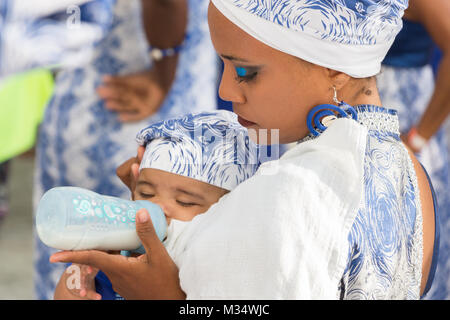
[[49, 249, 128, 279], [98, 72, 167, 123], [135, 209, 168, 264], [96, 85, 122, 101], [104, 99, 134, 112], [97, 77, 138, 113]]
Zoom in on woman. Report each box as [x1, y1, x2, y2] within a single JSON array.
[[51, 0, 439, 299], [377, 0, 450, 299]]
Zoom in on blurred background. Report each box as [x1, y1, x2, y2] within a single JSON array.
[[0, 0, 449, 300], [0, 0, 233, 300], [0, 154, 34, 299]]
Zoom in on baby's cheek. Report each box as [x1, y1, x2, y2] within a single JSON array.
[[167, 207, 204, 222]]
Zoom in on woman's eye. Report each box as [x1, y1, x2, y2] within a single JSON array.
[[176, 200, 198, 207], [235, 66, 257, 83]]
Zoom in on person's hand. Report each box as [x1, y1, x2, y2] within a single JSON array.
[[96, 70, 171, 123], [49, 209, 186, 300], [54, 264, 101, 300], [116, 146, 145, 196]]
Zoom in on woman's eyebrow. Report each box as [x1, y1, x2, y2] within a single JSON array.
[[175, 188, 205, 201], [220, 54, 251, 63]]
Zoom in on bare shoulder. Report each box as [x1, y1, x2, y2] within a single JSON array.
[[405, 146, 435, 296]]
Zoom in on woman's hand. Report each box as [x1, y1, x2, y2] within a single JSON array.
[[49, 209, 186, 300], [96, 70, 171, 123]]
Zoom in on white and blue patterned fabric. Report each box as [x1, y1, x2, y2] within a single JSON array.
[[173, 106, 432, 299], [22, 0, 218, 300], [0, 0, 112, 80], [377, 65, 450, 300], [335, 105, 440, 299], [211, 0, 408, 77], [137, 111, 259, 190]]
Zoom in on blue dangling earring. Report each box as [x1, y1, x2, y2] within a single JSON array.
[[306, 86, 358, 136]]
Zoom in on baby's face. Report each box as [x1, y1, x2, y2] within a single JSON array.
[[134, 168, 229, 223]]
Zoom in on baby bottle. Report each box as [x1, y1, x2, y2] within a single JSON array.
[[36, 186, 167, 251]]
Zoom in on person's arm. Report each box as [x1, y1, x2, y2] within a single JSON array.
[[96, 0, 188, 122], [403, 0, 450, 152], [142, 0, 188, 90]]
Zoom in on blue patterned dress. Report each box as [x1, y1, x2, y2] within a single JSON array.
[[334, 106, 439, 299], [377, 20, 449, 300], [32, 0, 218, 300]]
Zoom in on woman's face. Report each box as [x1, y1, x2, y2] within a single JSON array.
[[208, 3, 332, 144]]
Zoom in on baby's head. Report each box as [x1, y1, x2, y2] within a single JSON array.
[[135, 110, 259, 224]]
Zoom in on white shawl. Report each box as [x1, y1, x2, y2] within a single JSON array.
[[165, 118, 368, 299]]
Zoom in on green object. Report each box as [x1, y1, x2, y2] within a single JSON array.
[[0, 69, 54, 163]]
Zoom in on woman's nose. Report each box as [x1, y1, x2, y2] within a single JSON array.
[[218, 66, 246, 104]]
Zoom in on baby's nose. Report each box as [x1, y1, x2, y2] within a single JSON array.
[[147, 197, 171, 224]]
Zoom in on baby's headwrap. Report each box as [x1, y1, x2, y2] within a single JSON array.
[[211, 0, 408, 78], [136, 110, 260, 191]]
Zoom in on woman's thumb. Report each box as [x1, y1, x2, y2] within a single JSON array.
[[135, 209, 164, 255]]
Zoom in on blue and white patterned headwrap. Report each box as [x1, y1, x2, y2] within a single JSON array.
[[136, 110, 259, 191], [211, 0, 408, 78]]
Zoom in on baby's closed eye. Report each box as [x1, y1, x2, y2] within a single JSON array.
[[136, 191, 154, 198], [176, 199, 199, 207]]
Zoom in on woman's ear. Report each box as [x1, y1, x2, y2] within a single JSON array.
[[326, 69, 351, 90]]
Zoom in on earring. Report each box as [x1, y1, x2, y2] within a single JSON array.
[[332, 85, 340, 105], [332, 86, 358, 120], [306, 86, 358, 136]]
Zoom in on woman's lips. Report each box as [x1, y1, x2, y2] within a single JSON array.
[[237, 115, 257, 127]]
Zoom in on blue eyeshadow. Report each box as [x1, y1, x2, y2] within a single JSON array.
[[235, 67, 248, 77]]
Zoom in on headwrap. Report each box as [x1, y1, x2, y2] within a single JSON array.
[[136, 110, 259, 191], [211, 0, 408, 78]]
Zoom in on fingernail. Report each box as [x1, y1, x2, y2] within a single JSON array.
[[49, 253, 60, 263], [136, 210, 149, 223]]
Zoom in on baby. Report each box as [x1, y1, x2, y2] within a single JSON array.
[[54, 110, 259, 300]]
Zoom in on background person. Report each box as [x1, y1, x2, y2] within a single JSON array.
[[377, 0, 450, 299]]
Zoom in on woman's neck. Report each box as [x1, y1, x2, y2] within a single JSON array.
[[341, 77, 382, 107]]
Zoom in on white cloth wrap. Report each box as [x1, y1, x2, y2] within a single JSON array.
[[211, 0, 406, 78], [168, 118, 367, 299]]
